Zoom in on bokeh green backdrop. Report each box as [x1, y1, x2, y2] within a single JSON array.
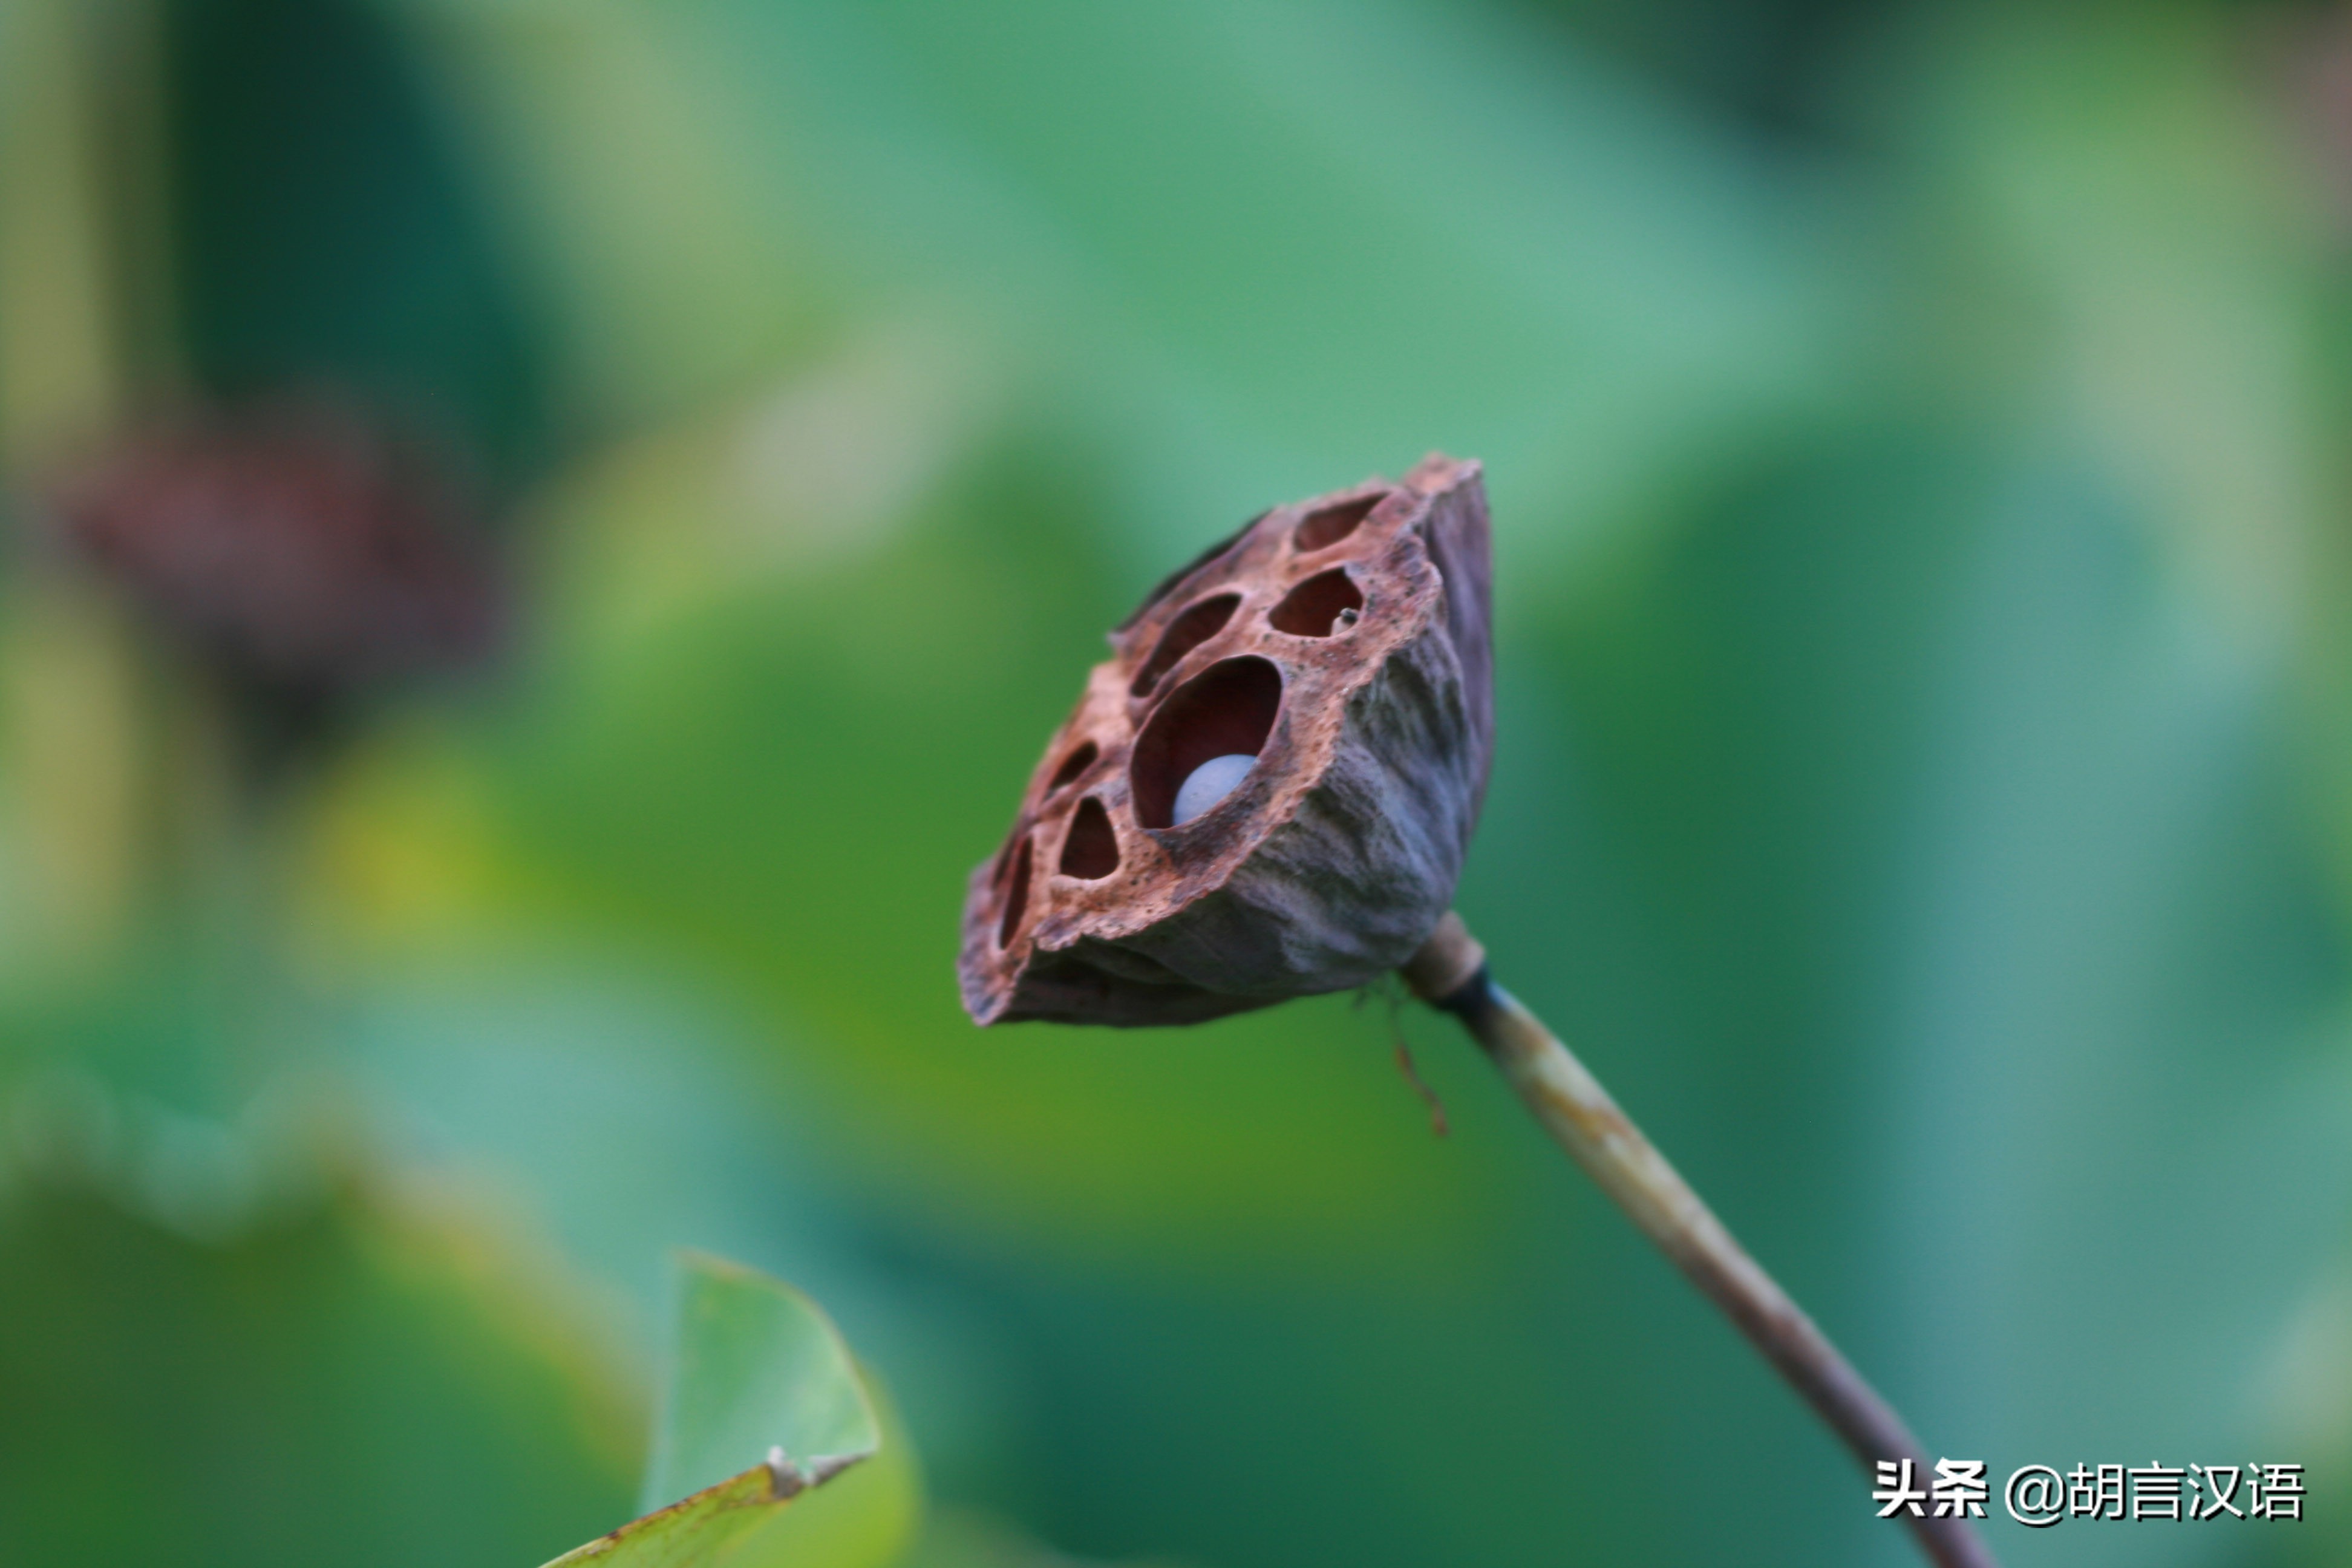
[[4, 1, 2352, 1564]]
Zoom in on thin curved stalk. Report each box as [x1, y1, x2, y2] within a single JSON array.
[[1402, 914, 1998, 1568]]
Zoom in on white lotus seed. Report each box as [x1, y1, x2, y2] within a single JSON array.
[[1173, 753, 1256, 826]]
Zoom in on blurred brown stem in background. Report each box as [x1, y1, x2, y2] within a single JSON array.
[[1403, 913, 2000, 1568]]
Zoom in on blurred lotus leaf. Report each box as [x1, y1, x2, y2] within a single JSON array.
[[0, 1097, 639, 1568], [544, 1252, 914, 1568]]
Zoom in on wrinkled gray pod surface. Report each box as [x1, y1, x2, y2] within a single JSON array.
[[960, 454, 1494, 1027]]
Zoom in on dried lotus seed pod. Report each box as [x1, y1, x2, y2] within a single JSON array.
[[959, 453, 1494, 1027]]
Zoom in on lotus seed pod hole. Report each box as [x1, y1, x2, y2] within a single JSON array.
[[1132, 593, 1240, 697], [1129, 655, 1284, 829], [1270, 568, 1365, 636], [1060, 796, 1122, 878], [1172, 754, 1256, 826], [1294, 492, 1385, 552], [996, 837, 1033, 946], [1047, 740, 1098, 793]]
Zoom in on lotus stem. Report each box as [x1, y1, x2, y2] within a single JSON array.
[[1402, 913, 1998, 1568]]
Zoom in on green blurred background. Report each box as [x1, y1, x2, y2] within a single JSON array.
[[5, 0, 2352, 1563]]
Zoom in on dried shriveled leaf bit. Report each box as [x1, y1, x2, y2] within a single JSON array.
[[960, 454, 1494, 1026]]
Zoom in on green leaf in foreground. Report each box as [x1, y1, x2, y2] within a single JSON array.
[[543, 1253, 907, 1568]]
